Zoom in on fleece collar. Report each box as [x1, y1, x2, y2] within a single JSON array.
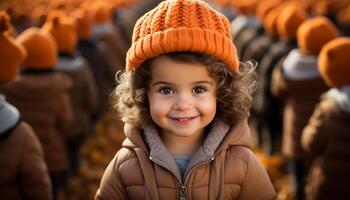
[[0, 94, 20, 135], [327, 85, 350, 113], [282, 49, 320, 80], [56, 55, 86, 71], [143, 120, 229, 181], [122, 119, 251, 182]]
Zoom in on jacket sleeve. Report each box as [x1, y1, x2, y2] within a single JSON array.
[[238, 150, 276, 200], [301, 101, 327, 157], [82, 63, 99, 114], [56, 91, 74, 131], [19, 122, 52, 200], [95, 150, 128, 200], [270, 61, 289, 101]]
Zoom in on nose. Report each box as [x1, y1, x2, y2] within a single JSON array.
[[173, 94, 192, 111]]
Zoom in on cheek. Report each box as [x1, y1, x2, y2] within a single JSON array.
[[197, 96, 217, 116], [148, 94, 170, 119]]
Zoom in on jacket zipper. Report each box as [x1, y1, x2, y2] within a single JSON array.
[[149, 155, 215, 200]]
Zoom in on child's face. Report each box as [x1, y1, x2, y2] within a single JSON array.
[[147, 55, 217, 139]]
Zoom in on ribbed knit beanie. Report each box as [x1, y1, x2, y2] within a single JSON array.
[[42, 12, 78, 54], [297, 17, 339, 55], [126, 0, 238, 72], [0, 11, 26, 84], [71, 8, 93, 40], [16, 27, 58, 69], [277, 4, 307, 40], [318, 37, 350, 87]]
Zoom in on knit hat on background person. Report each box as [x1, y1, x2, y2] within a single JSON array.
[[16, 27, 58, 70], [313, 0, 350, 18], [126, 0, 239, 72], [336, 5, 350, 35], [211, 0, 234, 7], [297, 16, 339, 55], [318, 37, 350, 87], [90, 2, 112, 25], [276, 3, 307, 40], [263, 3, 290, 38], [256, 0, 281, 23], [232, 0, 259, 16], [71, 8, 93, 40], [0, 11, 26, 84], [42, 12, 78, 54]]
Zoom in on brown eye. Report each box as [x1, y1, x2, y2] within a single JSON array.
[[159, 87, 175, 95], [192, 87, 206, 94]]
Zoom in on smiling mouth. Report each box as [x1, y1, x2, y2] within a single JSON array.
[[169, 116, 198, 123]]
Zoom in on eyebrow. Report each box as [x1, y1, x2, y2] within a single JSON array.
[[151, 80, 214, 87]]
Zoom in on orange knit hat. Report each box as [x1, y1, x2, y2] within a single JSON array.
[[297, 17, 339, 55], [126, 0, 238, 72], [91, 2, 112, 25], [263, 4, 287, 37], [71, 8, 93, 39], [42, 12, 78, 54], [16, 27, 58, 69], [0, 11, 26, 84], [256, 0, 281, 22], [336, 5, 350, 26], [232, 0, 259, 16], [276, 4, 307, 40], [318, 37, 350, 87]]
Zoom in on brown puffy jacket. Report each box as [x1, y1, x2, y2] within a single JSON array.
[[95, 120, 276, 200], [302, 95, 350, 200], [271, 64, 328, 159], [0, 71, 73, 173], [0, 121, 52, 200]]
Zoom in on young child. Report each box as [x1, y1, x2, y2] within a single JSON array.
[[0, 11, 52, 199], [302, 37, 350, 200], [95, 0, 276, 199]]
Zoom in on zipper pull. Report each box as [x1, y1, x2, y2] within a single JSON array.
[[180, 185, 187, 200]]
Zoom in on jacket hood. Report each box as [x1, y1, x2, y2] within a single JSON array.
[[0, 94, 20, 135], [2, 72, 71, 101], [122, 120, 251, 181], [282, 49, 320, 80], [122, 120, 251, 153], [56, 55, 87, 71], [326, 85, 350, 113]]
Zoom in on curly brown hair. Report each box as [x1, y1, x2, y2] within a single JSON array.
[[113, 52, 256, 127]]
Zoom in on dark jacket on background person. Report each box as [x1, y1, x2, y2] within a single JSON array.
[[0, 94, 52, 200], [56, 54, 98, 140], [77, 39, 115, 118], [241, 33, 276, 64], [270, 52, 329, 159], [254, 39, 297, 116], [0, 71, 73, 173], [252, 39, 297, 153], [302, 88, 350, 200], [234, 25, 264, 60], [95, 120, 276, 200], [92, 21, 129, 72]]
